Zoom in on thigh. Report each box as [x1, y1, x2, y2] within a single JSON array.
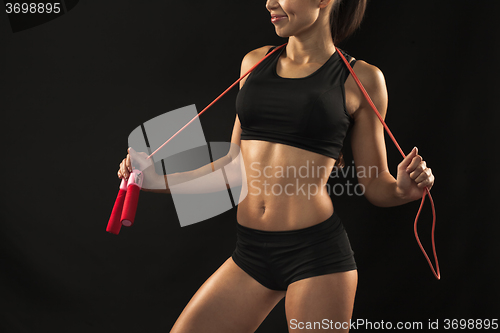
[[170, 257, 286, 333], [285, 270, 358, 333]]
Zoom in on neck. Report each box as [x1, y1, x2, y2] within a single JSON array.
[[283, 10, 335, 64]]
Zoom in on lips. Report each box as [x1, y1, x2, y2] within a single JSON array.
[[271, 14, 288, 23]]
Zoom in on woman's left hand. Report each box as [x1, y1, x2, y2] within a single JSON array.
[[396, 146, 435, 201]]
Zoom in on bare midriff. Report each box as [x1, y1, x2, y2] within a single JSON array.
[[237, 139, 336, 231]]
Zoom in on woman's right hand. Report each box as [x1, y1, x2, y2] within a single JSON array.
[[117, 147, 163, 189]]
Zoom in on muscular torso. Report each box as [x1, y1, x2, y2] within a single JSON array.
[[236, 46, 362, 231], [237, 140, 335, 230]]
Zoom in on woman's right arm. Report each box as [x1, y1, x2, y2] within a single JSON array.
[[116, 45, 273, 194], [117, 142, 242, 195]]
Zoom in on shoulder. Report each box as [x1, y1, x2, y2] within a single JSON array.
[[241, 45, 275, 68], [345, 59, 388, 118], [239, 45, 275, 88], [351, 59, 386, 93]]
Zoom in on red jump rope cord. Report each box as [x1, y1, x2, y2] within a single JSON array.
[[143, 42, 440, 280], [146, 44, 289, 160], [336, 48, 440, 280]]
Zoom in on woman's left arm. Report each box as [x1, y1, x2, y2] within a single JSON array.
[[349, 61, 435, 207]]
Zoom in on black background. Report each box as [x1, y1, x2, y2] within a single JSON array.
[[1, 1, 499, 332]]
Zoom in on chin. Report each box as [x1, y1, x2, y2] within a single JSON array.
[[274, 28, 292, 38]]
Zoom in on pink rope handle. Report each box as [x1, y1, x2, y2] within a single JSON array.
[[146, 43, 289, 160], [336, 47, 440, 280]]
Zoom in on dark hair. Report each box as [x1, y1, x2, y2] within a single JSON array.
[[329, 0, 368, 45], [330, 0, 367, 168]]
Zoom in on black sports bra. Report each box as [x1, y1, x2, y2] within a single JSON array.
[[236, 45, 357, 160]]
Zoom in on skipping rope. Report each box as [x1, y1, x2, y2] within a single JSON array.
[[107, 42, 440, 280]]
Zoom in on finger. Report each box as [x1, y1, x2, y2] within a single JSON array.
[[417, 176, 433, 189], [121, 159, 129, 179], [127, 153, 132, 172], [409, 160, 426, 180], [427, 172, 435, 190], [407, 155, 423, 174], [417, 169, 434, 190], [414, 166, 430, 183], [399, 146, 418, 171], [117, 170, 122, 179]]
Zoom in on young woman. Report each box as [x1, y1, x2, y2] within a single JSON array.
[[117, 0, 435, 331]]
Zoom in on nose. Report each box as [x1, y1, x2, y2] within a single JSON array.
[[266, 0, 279, 12]]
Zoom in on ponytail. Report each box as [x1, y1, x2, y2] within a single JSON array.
[[329, 0, 368, 44]]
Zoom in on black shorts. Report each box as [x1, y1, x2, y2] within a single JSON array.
[[231, 211, 357, 291]]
